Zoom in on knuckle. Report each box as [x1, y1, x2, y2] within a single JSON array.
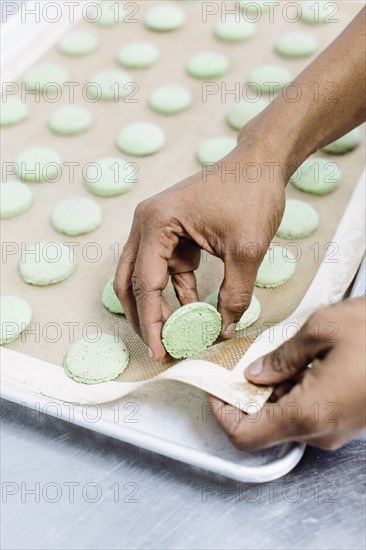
[[219, 291, 252, 319]]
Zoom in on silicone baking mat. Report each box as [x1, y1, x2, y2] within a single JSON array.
[[1, 1, 365, 406]]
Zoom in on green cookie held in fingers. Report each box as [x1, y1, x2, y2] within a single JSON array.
[[117, 122, 166, 156], [276, 199, 319, 239], [48, 105, 93, 136], [162, 302, 222, 359], [102, 278, 125, 314], [144, 4, 186, 32], [0, 97, 29, 126], [0, 181, 33, 218], [323, 128, 362, 155], [58, 29, 99, 56], [0, 296, 32, 345], [256, 246, 296, 288], [205, 292, 261, 331], [64, 333, 129, 384], [291, 157, 341, 195], [19, 241, 75, 286]]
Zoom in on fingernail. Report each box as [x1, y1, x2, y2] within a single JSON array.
[[223, 323, 236, 338], [148, 347, 154, 359], [247, 358, 263, 376]]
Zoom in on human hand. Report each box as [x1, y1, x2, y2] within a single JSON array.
[[114, 131, 287, 360], [208, 297, 366, 451]]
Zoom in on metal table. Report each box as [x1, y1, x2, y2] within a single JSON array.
[[1, 398, 365, 550]]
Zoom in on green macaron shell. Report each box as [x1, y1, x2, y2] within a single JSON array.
[[0, 181, 33, 219], [64, 333, 129, 384], [226, 98, 267, 131], [58, 29, 99, 56], [204, 292, 261, 331], [116, 122, 166, 156], [149, 84, 192, 115], [300, 1, 331, 24], [276, 199, 319, 239], [90, 1, 125, 26], [102, 278, 125, 314], [51, 196, 102, 236], [87, 69, 134, 101], [274, 31, 318, 58], [162, 302, 222, 359], [197, 136, 237, 165], [16, 146, 62, 183], [248, 64, 292, 93], [144, 4, 186, 32], [84, 157, 136, 197], [291, 157, 341, 195], [214, 15, 256, 43], [0, 295, 32, 345], [117, 41, 160, 69], [255, 246, 296, 288], [323, 128, 362, 155], [23, 62, 70, 92], [186, 52, 229, 79], [19, 241, 75, 286], [0, 97, 29, 126], [49, 105, 93, 136]]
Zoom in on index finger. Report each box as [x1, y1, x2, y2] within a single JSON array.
[[132, 230, 179, 360]]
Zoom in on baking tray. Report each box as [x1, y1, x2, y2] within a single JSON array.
[[1, 1, 365, 482]]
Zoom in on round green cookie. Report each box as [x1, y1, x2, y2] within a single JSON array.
[[276, 199, 319, 239], [16, 146, 62, 183], [49, 105, 92, 136], [87, 69, 134, 101], [84, 157, 136, 197], [117, 41, 160, 69], [0, 181, 33, 219], [51, 197, 102, 236], [291, 157, 341, 195], [89, 1, 125, 26], [205, 292, 261, 331], [58, 29, 99, 56], [186, 51, 229, 79], [102, 278, 125, 314], [0, 97, 29, 126], [23, 63, 69, 92], [19, 241, 75, 286], [274, 31, 318, 58], [256, 246, 296, 288], [116, 122, 166, 156], [215, 15, 256, 42], [300, 1, 331, 24], [226, 98, 267, 131], [149, 84, 192, 115], [64, 333, 129, 384], [197, 136, 237, 165], [162, 302, 222, 359], [248, 64, 292, 93], [144, 4, 186, 32], [323, 128, 362, 155], [0, 296, 32, 345]]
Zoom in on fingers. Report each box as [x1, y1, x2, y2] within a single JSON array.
[[171, 271, 199, 305], [132, 231, 178, 361], [218, 250, 260, 338], [245, 315, 335, 385]]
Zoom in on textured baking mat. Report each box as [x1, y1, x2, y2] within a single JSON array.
[[1, 1, 365, 408]]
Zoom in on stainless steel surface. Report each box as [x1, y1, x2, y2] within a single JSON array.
[[1, 395, 365, 550], [0, 382, 305, 484]]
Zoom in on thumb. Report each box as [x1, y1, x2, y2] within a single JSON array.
[[245, 316, 334, 384], [218, 249, 260, 338]]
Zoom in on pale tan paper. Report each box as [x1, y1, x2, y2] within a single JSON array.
[[1, 1, 365, 410]]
